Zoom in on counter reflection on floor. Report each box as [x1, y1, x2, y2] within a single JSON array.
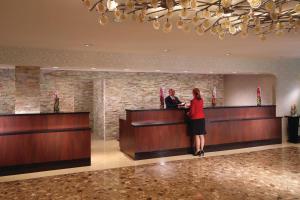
[[0, 140, 299, 183], [0, 147, 299, 200]]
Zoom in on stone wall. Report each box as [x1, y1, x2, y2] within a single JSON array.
[[0, 68, 15, 113], [0, 67, 224, 139], [40, 70, 95, 127], [93, 79, 104, 139], [103, 73, 224, 139], [15, 66, 40, 114]]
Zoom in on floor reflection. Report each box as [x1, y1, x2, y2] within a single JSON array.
[[0, 147, 299, 200]]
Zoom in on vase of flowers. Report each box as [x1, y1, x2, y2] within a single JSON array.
[[211, 86, 217, 107], [53, 91, 60, 113], [160, 87, 165, 109], [257, 87, 262, 106]]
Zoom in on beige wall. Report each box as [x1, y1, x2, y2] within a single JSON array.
[[224, 75, 276, 106]]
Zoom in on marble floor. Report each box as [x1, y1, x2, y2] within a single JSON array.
[[0, 139, 299, 183], [0, 146, 299, 200]]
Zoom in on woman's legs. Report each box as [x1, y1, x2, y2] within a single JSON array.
[[194, 135, 200, 152], [200, 135, 205, 151]]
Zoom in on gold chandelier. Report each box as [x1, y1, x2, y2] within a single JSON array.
[[82, 0, 300, 40]]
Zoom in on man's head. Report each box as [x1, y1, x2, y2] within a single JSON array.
[[169, 89, 175, 97]]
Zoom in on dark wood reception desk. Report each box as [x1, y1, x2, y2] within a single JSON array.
[[0, 112, 91, 175], [119, 105, 282, 160]]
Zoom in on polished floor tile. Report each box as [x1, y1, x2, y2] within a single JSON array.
[[0, 140, 299, 183], [0, 147, 299, 200]]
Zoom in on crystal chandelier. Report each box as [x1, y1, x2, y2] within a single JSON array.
[[82, 0, 300, 40]]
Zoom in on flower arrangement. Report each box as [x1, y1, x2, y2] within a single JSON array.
[[257, 87, 262, 106], [53, 91, 60, 113], [211, 87, 217, 107], [160, 87, 164, 109]]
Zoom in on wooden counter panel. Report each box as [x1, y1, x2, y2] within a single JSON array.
[[120, 106, 281, 159], [119, 119, 135, 158], [0, 130, 91, 167], [206, 118, 282, 145], [128, 110, 186, 123], [204, 106, 276, 121], [134, 124, 191, 152], [126, 106, 276, 123], [0, 113, 89, 134]]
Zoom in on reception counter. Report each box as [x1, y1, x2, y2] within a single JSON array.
[[0, 112, 91, 175], [119, 105, 282, 160]]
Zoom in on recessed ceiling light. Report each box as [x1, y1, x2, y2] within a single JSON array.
[[155, 69, 161, 72], [183, 70, 189, 73], [232, 71, 237, 74], [52, 67, 59, 69], [226, 52, 231, 56], [91, 67, 97, 70], [209, 71, 214, 74], [124, 68, 130, 71], [163, 49, 169, 53]]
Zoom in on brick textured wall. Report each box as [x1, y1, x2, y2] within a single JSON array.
[[15, 66, 40, 114], [40, 70, 95, 128], [0, 68, 15, 113], [103, 73, 224, 139], [0, 68, 224, 140], [93, 79, 104, 139]]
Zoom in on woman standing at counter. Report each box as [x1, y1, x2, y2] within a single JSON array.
[[188, 88, 206, 157]]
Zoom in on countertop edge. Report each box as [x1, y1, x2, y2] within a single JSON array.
[[0, 112, 90, 117], [126, 105, 276, 112], [0, 128, 91, 136], [131, 117, 281, 127]]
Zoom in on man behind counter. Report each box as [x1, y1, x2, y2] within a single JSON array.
[[165, 89, 184, 109]]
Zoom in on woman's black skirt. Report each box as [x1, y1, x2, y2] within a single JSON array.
[[190, 118, 206, 135]]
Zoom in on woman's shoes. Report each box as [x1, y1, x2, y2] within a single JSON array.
[[200, 150, 205, 157], [193, 150, 201, 156], [193, 150, 205, 157]]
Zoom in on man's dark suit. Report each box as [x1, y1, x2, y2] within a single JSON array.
[[165, 96, 182, 109]]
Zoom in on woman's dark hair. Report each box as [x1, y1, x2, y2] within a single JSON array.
[[193, 88, 202, 100]]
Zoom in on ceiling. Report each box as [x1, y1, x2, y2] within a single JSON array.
[[0, 0, 300, 59]]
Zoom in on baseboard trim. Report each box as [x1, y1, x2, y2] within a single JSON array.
[[288, 136, 300, 143], [0, 158, 91, 176], [134, 139, 282, 160]]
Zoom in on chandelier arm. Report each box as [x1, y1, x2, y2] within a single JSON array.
[[232, 0, 248, 6], [126, 6, 148, 14], [195, 5, 212, 15], [196, 0, 217, 5], [231, 21, 243, 27], [89, 0, 103, 11], [204, 17, 224, 32], [230, 16, 243, 24], [279, 9, 295, 17], [145, 8, 167, 16], [148, 14, 166, 21], [197, 0, 220, 6], [233, 5, 253, 8], [127, 4, 152, 14]]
